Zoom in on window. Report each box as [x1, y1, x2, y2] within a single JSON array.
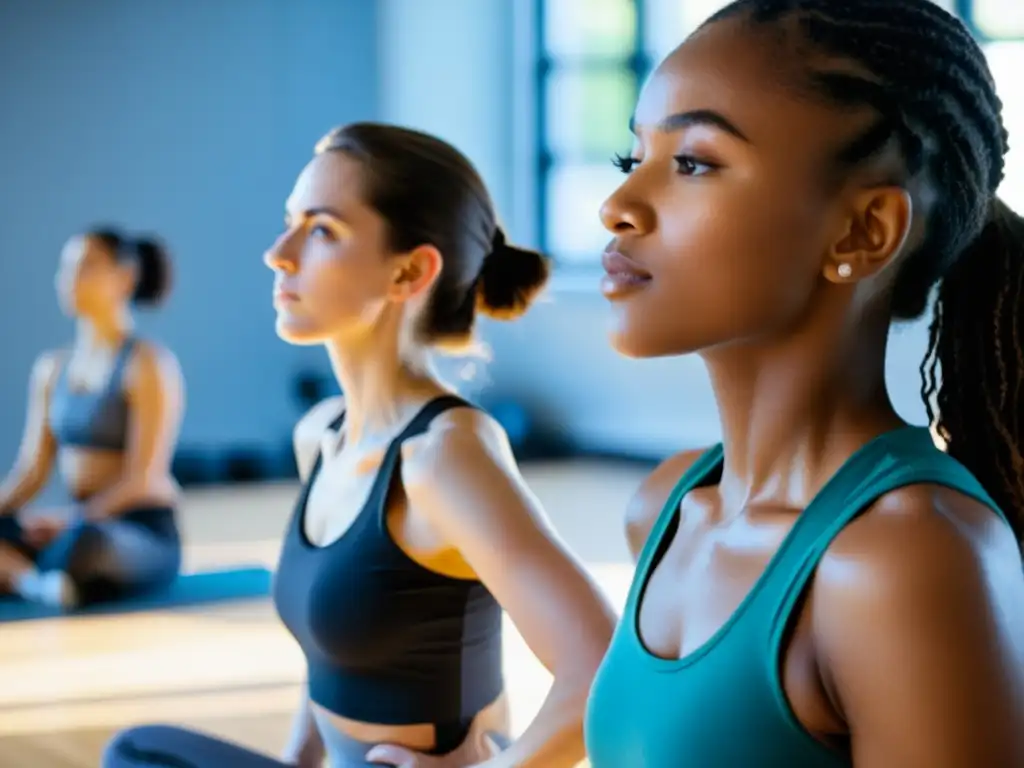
[[536, 0, 733, 266], [536, 0, 640, 265], [984, 42, 1024, 212], [535, 1, 1022, 266], [971, 0, 1024, 40], [967, 0, 1024, 210]]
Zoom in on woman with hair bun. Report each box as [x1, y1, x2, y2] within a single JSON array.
[[102, 123, 615, 767]]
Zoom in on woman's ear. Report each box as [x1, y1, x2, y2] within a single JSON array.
[[387, 244, 443, 302]]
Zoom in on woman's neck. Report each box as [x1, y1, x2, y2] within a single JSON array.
[[702, 309, 902, 511], [324, 333, 446, 448], [75, 309, 133, 351]]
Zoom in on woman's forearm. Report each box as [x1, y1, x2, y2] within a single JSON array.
[[0, 465, 47, 514], [475, 676, 591, 768], [281, 685, 323, 763], [81, 479, 143, 519]]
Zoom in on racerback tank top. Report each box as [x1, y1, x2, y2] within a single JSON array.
[[584, 426, 1010, 767]]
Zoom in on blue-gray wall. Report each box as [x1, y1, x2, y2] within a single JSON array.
[[0, 0, 377, 471]]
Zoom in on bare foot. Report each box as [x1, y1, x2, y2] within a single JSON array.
[[0, 543, 34, 595]]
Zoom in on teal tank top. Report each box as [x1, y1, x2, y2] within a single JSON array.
[[584, 426, 1009, 767]]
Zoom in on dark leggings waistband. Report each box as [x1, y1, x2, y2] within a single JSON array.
[[64, 500, 178, 538], [115, 506, 178, 537]]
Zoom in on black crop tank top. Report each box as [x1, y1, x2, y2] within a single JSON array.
[[273, 395, 504, 750]]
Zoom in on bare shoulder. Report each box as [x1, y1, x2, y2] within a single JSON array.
[[817, 483, 1022, 602], [812, 484, 1024, 762], [293, 395, 346, 480], [30, 349, 67, 393], [398, 402, 541, 532], [814, 483, 1024, 667], [625, 448, 712, 560], [125, 339, 182, 383], [401, 403, 513, 475]]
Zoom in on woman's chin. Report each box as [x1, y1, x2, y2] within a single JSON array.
[[274, 317, 325, 346], [607, 319, 689, 360], [607, 316, 659, 359], [608, 331, 652, 359]]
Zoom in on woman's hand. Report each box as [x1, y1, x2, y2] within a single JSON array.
[[21, 516, 67, 548], [365, 731, 502, 767], [0, 543, 34, 592]]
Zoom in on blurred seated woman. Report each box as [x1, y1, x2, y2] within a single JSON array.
[[0, 228, 184, 608]]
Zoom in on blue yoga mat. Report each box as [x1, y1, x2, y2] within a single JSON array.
[[0, 566, 273, 623]]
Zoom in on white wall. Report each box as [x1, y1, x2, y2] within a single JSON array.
[[377, 0, 517, 224]]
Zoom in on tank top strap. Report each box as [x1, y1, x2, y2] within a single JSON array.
[[51, 352, 72, 392], [760, 426, 1006, 651], [392, 394, 474, 444], [625, 444, 725, 613], [108, 338, 137, 390], [303, 407, 346, 485], [364, 394, 476, 525]]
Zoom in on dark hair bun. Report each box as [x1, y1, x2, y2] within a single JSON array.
[[132, 237, 172, 306], [476, 231, 550, 320]]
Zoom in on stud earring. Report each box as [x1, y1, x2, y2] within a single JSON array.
[[837, 263, 853, 279]]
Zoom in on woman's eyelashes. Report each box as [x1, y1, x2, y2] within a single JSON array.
[[611, 153, 638, 173], [612, 152, 720, 176]]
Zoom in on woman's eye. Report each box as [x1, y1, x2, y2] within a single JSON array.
[[675, 155, 718, 176]]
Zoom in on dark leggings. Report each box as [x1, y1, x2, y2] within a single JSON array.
[[102, 726, 292, 768], [0, 506, 181, 605], [101, 724, 391, 767], [102, 722, 510, 767]]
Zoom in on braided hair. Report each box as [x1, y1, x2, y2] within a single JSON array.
[[703, 0, 1024, 536]]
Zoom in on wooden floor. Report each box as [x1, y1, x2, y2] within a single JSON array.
[[0, 460, 647, 767]]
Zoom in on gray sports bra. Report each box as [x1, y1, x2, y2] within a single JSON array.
[[48, 340, 135, 452]]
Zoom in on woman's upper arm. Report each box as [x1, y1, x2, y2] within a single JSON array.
[[625, 449, 707, 562], [815, 488, 1024, 767], [292, 395, 345, 482], [404, 409, 617, 676], [123, 342, 184, 477], [12, 351, 63, 475]]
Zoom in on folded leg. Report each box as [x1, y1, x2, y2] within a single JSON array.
[[38, 516, 181, 604], [102, 724, 290, 768]]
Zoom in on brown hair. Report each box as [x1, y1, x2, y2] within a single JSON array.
[[316, 123, 549, 348], [88, 227, 172, 307]]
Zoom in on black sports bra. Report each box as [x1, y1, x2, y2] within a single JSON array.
[[272, 395, 504, 753]]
